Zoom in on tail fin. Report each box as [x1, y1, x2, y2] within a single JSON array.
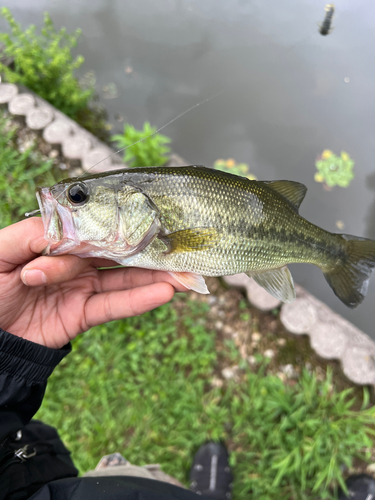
[[323, 234, 375, 308]]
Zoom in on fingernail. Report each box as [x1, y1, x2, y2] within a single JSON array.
[[22, 269, 47, 286]]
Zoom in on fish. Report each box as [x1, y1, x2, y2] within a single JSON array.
[[35, 165, 375, 308], [319, 4, 335, 36]]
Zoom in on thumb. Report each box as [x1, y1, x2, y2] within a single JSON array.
[[21, 254, 94, 287], [0, 218, 47, 273]]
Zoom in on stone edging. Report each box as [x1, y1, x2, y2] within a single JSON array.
[[2, 82, 375, 386], [0, 82, 126, 173], [223, 275, 375, 385]]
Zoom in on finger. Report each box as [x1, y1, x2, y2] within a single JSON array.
[[96, 267, 188, 293], [84, 282, 175, 328], [0, 218, 47, 272], [21, 255, 93, 286]]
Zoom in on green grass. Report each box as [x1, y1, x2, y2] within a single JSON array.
[[36, 296, 375, 500], [0, 8, 92, 122], [111, 122, 171, 167], [0, 8, 109, 140], [0, 112, 60, 229]]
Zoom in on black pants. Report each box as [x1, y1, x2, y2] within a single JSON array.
[[1, 420, 78, 500]]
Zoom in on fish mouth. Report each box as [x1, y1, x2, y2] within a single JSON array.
[[36, 187, 77, 255]]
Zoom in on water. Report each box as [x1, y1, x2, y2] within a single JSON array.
[[3, 0, 375, 336]]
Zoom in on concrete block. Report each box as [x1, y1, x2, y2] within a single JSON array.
[[8, 93, 35, 115], [0, 83, 18, 103], [309, 322, 349, 359], [26, 107, 54, 130], [43, 119, 73, 145], [341, 346, 375, 385], [223, 274, 281, 311], [280, 298, 318, 334], [62, 135, 92, 160], [82, 148, 123, 173]]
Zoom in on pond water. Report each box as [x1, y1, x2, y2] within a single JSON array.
[[3, 0, 375, 337]]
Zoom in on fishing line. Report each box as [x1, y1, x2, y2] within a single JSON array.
[[25, 3, 333, 216], [40, 90, 224, 208], [83, 90, 224, 176]]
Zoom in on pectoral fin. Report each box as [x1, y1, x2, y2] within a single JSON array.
[[161, 228, 220, 254], [249, 266, 296, 303], [168, 271, 209, 294]]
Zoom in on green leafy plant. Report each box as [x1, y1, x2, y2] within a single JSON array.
[[0, 8, 108, 139], [230, 367, 374, 499], [315, 150, 354, 188], [111, 122, 171, 167], [0, 112, 59, 228], [36, 293, 375, 499], [214, 158, 257, 179]]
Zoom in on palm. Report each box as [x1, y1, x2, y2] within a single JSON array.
[[0, 265, 98, 348], [0, 219, 185, 349]]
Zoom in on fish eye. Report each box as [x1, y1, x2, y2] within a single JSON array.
[[67, 183, 89, 205]]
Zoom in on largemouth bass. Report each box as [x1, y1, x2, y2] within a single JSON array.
[[36, 166, 375, 308]]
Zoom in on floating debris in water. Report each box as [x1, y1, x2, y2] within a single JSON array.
[[344, 77, 350, 83], [336, 220, 345, 230], [319, 4, 335, 36], [102, 82, 118, 99], [315, 150, 354, 188], [214, 158, 257, 180]]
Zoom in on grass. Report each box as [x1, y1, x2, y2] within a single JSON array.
[[111, 122, 171, 167], [0, 111, 60, 229], [36, 296, 375, 500], [0, 8, 109, 141]]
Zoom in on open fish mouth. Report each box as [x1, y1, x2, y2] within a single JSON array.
[[36, 187, 78, 255]]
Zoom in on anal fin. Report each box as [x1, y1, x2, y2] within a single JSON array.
[[168, 271, 209, 294], [249, 266, 296, 303]]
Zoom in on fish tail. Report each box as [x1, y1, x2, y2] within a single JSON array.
[[323, 234, 375, 308]]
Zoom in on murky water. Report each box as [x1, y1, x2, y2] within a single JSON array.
[[3, 0, 375, 336]]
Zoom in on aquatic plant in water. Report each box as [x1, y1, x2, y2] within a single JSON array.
[[214, 158, 257, 180], [315, 150, 354, 188]]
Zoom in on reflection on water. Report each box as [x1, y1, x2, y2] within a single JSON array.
[[1, 0, 375, 335]]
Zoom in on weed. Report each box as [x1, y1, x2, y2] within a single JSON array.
[[214, 158, 257, 179], [315, 150, 354, 188], [0, 112, 59, 228], [36, 296, 375, 499], [111, 122, 171, 167], [0, 8, 108, 139], [230, 367, 374, 499]]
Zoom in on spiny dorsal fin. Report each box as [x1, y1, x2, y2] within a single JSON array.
[[161, 227, 220, 254], [261, 180, 307, 212]]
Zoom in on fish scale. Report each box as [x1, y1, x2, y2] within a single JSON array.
[[37, 165, 375, 308], [125, 167, 338, 274]]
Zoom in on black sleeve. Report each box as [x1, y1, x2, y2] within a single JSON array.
[[0, 328, 70, 453]]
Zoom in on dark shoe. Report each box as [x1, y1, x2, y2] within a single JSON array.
[[338, 474, 375, 499], [189, 441, 233, 499]]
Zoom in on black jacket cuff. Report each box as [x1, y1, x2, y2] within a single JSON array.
[[0, 328, 71, 383]]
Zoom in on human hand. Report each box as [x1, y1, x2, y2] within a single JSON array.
[[0, 218, 186, 349]]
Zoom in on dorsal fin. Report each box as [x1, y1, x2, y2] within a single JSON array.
[[261, 180, 307, 212]]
